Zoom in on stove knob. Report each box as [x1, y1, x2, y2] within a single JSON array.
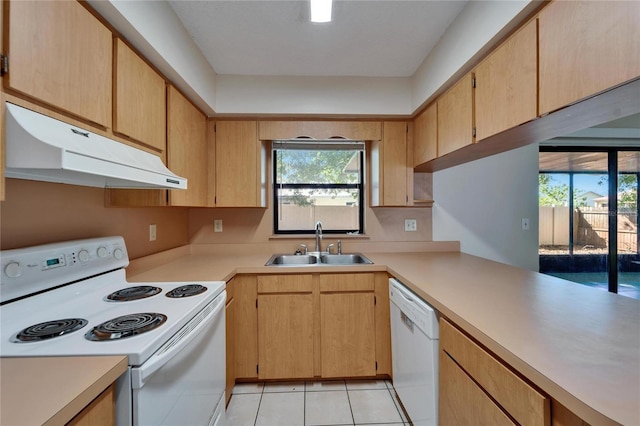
[[97, 246, 108, 258], [4, 262, 22, 278], [78, 249, 90, 263], [113, 248, 124, 260]]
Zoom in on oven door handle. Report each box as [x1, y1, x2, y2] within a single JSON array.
[[131, 292, 226, 389]]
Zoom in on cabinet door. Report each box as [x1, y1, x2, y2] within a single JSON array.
[[539, 1, 640, 115], [414, 103, 437, 166], [258, 293, 314, 379], [437, 74, 474, 157], [167, 86, 209, 206], [320, 292, 376, 378], [5, 1, 112, 127], [114, 38, 166, 152], [215, 121, 264, 207], [370, 122, 409, 207], [234, 275, 258, 379], [67, 384, 115, 426], [475, 19, 537, 141], [439, 351, 515, 426]]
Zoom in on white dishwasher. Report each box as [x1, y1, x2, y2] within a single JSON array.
[[389, 278, 439, 426]]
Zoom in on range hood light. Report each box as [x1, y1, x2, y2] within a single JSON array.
[[310, 0, 332, 23]]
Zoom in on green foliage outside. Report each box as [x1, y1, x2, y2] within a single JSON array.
[[538, 173, 588, 207], [276, 149, 359, 207]]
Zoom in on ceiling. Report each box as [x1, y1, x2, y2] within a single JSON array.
[[167, 0, 468, 78]]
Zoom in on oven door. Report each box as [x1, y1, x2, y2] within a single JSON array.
[[130, 291, 226, 426]]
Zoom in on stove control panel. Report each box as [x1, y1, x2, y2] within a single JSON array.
[[0, 236, 129, 303]]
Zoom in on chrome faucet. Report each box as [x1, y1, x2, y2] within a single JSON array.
[[315, 221, 323, 252]]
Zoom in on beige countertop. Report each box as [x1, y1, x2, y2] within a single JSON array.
[[127, 248, 640, 426], [0, 355, 128, 426]]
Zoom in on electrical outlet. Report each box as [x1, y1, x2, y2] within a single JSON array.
[[214, 220, 223, 233], [404, 219, 417, 232], [522, 218, 530, 231], [149, 224, 157, 241]]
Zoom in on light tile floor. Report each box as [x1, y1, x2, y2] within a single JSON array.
[[226, 379, 410, 426]]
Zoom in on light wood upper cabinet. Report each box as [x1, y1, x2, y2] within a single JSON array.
[[257, 275, 314, 380], [474, 19, 537, 141], [539, 1, 640, 115], [370, 122, 409, 207], [215, 121, 266, 207], [413, 103, 437, 166], [167, 86, 209, 207], [4, 0, 112, 127], [437, 73, 474, 157], [114, 38, 166, 152], [259, 121, 382, 141]]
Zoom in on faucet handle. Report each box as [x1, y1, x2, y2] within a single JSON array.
[[326, 243, 335, 254], [337, 240, 342, 254], [298, 244, 308, 255]]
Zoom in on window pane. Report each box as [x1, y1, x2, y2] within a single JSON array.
[[276, 150, 360, 184], [573, 173, 608, 255], [539, 173, 570, 254], [276, 188, 360, 231]]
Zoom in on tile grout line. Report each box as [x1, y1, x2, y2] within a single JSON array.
[[345, 385, 356, 426], [253, 385, 265, 426]]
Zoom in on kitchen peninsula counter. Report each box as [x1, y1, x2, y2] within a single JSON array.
[[127, 248, 640, 426], [0, 355, 127, 426]]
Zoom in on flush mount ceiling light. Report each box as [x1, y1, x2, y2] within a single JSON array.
[[310, 0, 332, 23]]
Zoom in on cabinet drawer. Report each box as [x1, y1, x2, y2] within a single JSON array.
[[441, 318, 550, 426], [319, 273, 374, 292], [258, 274, 313, 293], [440, 350, 515, 426]]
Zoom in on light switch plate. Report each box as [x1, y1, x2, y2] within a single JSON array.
[[522, 218, 530, 231], [214, 220, 223, 233], [149, 224, 157, 241], [404, 219, 417, 232]]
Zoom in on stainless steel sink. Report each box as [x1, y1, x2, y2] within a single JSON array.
[[319, 254, 373, 265], [265, 252, 372, 266], [265, 254, 318, 265]]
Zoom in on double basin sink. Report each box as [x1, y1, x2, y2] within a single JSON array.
[[266, 252, 373, 266]]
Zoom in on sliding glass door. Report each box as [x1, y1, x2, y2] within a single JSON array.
[[539, 148, 640, 299]]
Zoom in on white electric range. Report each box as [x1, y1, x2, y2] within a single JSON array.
[[0, 236, 226, 426]]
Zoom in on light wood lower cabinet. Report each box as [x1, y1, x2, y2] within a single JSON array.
[[440, 318, 550, 426], [234, 275, 258, 380], [320, 274, 376, 377], [230, 272, 391, 382], [257, 275, 314, 379], [67, 384, 115, 426]]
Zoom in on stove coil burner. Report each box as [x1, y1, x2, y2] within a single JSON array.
[[85, 313, 167, 341], [106, 285, 162, 301], [14, 318, 88, 342], [165, 284, 208, 298]]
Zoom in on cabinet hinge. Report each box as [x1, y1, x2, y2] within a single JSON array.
[[374, 295, 377, 305], [472, 128, 477, 138], [255, 299, 258, 308], [0, 54, 8, 76], [472, 76, 476, 88], [257, 365, 259, 374], [375, 361, 378, 371]]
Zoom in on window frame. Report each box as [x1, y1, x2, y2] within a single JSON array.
[[272, 148, 365, 235]]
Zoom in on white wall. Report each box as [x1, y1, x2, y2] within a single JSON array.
[[432, 144, 539, 270], [215, 75, 412, 116], [88, 0, 536, 116]]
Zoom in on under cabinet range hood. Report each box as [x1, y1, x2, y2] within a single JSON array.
[[4, 103, 187, 189]]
